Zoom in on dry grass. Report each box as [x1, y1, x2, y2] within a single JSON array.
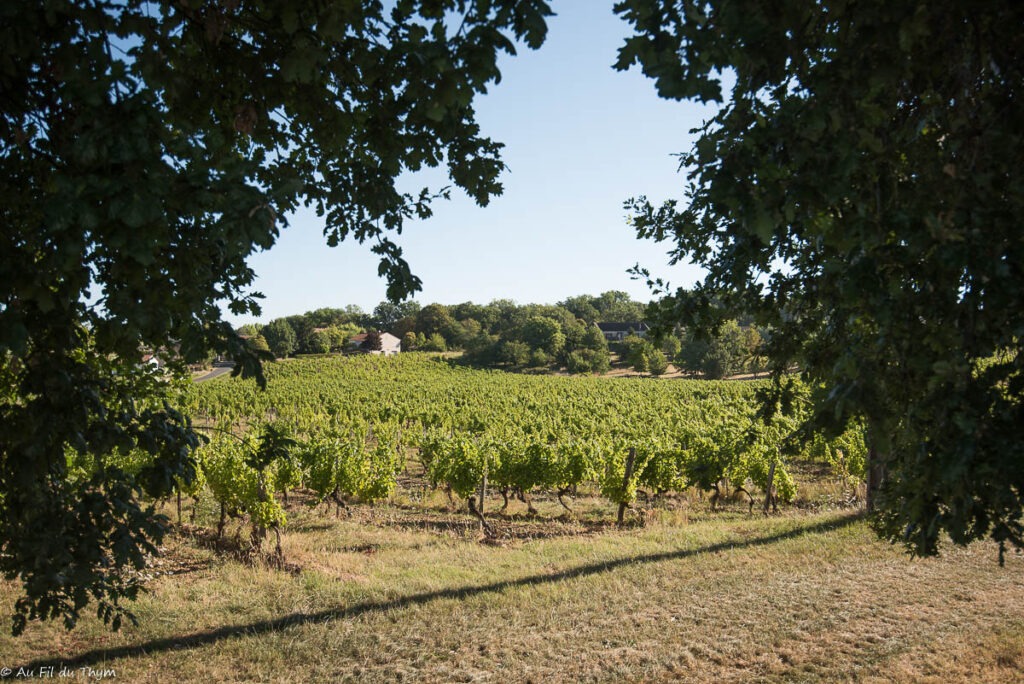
[[0, 491, 1021, 683]]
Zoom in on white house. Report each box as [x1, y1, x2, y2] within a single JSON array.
[[349, 332, 402, 356], [596, 322, 649, 342]]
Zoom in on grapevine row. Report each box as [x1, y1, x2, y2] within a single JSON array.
[[179, 355, 866, 544]]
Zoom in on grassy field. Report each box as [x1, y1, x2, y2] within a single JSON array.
[[0, 489, 1021, 683]]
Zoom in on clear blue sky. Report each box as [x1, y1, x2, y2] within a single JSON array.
[[227, 1, 715, 326]]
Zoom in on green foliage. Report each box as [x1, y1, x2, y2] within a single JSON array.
[[680, 429, 737, 494], [272, 295, 635, 376], [700, 321, 747, 379], [297, 422, 402, 505], [420, 333, 448, 353], [528, 348, 551, 368], [599, 441, 651, 507], [676, 333, 709, 375], [272, 449, 305, 496], [247, 422, 297, 473], [191, 355, 860, 528], [566, 348, 611, 375], [489, 436, 547, 496], [558, 291, 647, 324], [676, 320, 754, 379], [499, 340, 531, 367], [202, 422, 296, 545], [646, 348, 669, 376], [301, 433, 360, 504], [372, 300, 421, 332], [455, 318, 484, 349], [361, 424, 405, 502], [551, 440, 599, 491], [808, 422, 868, 487], [263, 320, 298, 359], [581, 324, 610, 352], [0, 342, 199, 635], [559, 295, 600, 322], [619, 0, 1024, 556], [462, 331, 501, 365], [416, 304, 461, 347], [361, 330, 383, 352], [425, 434, 487, 499], [659, 334, 682, 361], [622, 334, 666, 375], [521, 316, 566, 357], [742, 327, 767, 375], [260, 314, 362, 354], [636, 441, 688, 494], [595, 291, 648, 323], [307, 331, 332, 355], [622, 334, 648, 371], [201, 435, 286, 531], [0, 0, 555, 633]]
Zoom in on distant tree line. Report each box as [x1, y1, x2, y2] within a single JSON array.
[[237, 303, 394, 359], [238, 291, 765, 379], [237, 293, 637, 371]]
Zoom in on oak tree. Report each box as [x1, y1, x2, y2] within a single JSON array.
[[617, 0, 1024, 558], [262, 319, 298, 359], [0, 0, 551, 633]]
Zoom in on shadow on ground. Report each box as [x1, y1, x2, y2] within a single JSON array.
[[17, 513, 862, 672]]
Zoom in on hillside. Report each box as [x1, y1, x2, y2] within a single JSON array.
[[2, 355, 1020, 681]]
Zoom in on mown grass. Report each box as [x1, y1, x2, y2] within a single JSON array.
[[1, 490, 1022, 683]]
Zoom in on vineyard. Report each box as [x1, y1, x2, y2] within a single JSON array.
[[11, 354, 1023, 682], [181, 354, 867, 554]]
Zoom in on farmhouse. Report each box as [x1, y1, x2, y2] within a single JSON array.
[[349, 332, 402, 356], [596, 322, 649, 342], [141, 352, 163, 368]]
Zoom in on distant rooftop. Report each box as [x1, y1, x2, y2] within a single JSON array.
[[596, 322, 649, 333]]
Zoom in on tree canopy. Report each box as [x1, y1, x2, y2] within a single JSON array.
[[262, 319, 298, 359], [0, 0, 552, 634], [617, 0, 1024, 558]]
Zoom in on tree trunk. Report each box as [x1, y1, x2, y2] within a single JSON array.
[[330, 488, 349, 517], [217, 501, 226, 539], [866, 422, 888, 513], [557, 487, 573, 512], [866, 443, 885, 513], [273, 526, 284, 561], [735, 486, 754, 513], [468, 495, 494, 537]]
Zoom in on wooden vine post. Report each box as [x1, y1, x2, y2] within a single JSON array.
[[468, 453, 494, 537], [617, 447, 638, 526], [763, 455, 777, 516], [477, 469, 487, 516]]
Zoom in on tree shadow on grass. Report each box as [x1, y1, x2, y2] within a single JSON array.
[[17, 513, 863, 672], [381, 515, 615, 542]]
